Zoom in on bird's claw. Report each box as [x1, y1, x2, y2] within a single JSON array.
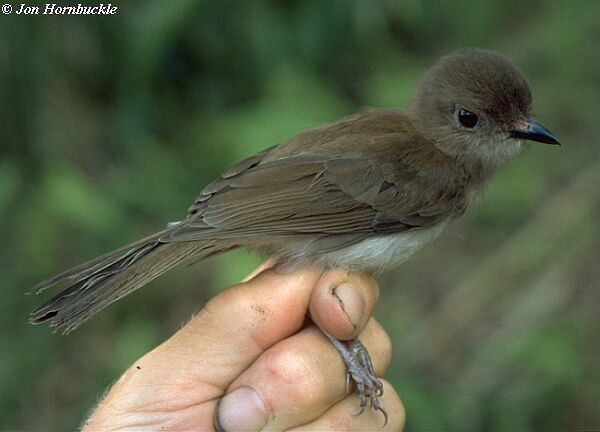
[[322, 332, 388, 427]]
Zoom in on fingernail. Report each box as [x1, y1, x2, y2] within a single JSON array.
[[333, 282, 366, 330], [215, 386, 268, 432]]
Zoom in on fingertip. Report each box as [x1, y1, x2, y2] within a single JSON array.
[[215, 386, 269, 432], [349, 272, 380, 306], [310, 270, 380, 340]]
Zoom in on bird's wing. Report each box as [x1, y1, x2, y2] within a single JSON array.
[[163, 135, 464, 243]]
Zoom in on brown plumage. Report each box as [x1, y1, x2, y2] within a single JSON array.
[[30, 110, 471, 330], [29, 48, 559, 420], [31, 49, 559, 332]]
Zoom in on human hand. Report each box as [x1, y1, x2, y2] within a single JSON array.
[[83, 263, 405, 431]]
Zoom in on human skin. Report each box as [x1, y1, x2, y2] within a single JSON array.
[[82, 263, 405, 431]]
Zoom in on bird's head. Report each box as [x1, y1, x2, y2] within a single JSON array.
[[407, 49, 559, 174]]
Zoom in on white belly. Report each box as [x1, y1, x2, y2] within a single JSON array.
[[318, 223, 447, 272]]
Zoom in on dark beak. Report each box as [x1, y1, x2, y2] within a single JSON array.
[[510, 118, 560, 145]]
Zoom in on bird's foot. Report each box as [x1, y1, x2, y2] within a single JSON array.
[[322, 331, 387, 427]]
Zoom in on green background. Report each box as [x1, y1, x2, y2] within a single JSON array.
[[2, 1, 599, 430]]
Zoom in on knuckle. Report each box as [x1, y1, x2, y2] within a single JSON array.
[[261, 344, 327, 404]]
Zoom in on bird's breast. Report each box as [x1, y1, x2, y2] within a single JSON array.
[[316, 222, 448, 272]]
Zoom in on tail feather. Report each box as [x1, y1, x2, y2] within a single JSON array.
[[30, 233, 219, 334], [29, 230, 172, 295]]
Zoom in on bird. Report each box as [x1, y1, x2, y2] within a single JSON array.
[[29, 48, 560, 422]]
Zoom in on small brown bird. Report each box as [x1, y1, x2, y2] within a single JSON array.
[[30, 49, 559, 421]]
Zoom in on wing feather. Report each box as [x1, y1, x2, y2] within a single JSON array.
[[165, 129, 465, 243]]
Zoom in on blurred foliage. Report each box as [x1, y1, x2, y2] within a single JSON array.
[[1, 0, 600, 430]]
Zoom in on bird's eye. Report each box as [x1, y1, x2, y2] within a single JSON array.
[[458, 108, 478, 128]]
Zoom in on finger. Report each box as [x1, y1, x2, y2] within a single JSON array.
[[290, 380, 405, 431], [95, 266, 323, 427], [85, 264, 325, 431], [151, 265, 323, 390], [216, 318, 392, 431], [309, 270, 380, 340]]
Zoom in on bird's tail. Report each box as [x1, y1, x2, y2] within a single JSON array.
[[29, 230, 221, 334]]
